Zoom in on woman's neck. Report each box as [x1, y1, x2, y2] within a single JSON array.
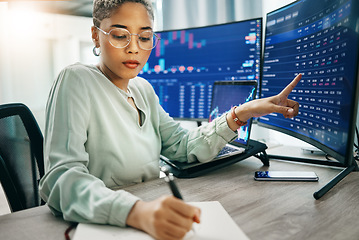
[[97, 64, 129, 91]]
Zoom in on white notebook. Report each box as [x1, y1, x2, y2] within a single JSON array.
[[73, 201, 250, 240]]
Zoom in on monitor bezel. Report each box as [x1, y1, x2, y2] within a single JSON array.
[[143, 17, 263, 122], [257, 0, 359, 167]]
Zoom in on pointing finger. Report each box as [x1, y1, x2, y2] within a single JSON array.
[[279, 73, 302, 97]]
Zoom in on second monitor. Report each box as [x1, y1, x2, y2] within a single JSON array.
[[139, 18, 262, 120]]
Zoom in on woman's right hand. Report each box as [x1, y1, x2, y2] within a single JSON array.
[[226, 74, 302, 131], [126, 195, 201, 240]]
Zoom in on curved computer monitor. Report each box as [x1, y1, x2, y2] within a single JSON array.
[[139, 18, 262, 120], [258, 0, 359, 166]]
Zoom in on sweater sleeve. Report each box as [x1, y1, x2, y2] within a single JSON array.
[[39, 66, 139, 227], [157, 99, 237, 163]]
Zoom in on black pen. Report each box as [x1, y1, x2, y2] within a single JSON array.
[[160, 166, 197, 233], [160, 166, 183, 199]]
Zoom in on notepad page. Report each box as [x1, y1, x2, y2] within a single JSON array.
[[72, 201, 250, 240]]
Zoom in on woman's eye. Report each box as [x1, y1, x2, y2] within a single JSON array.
[[139, 37, 151, 42], [112, 34, 127, 40]]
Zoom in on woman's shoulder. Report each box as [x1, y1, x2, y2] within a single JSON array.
[[131, 76, 155, 94], [56, 63, 100, 87], [52, 63, 101, 94], [60, 63, 97, 76], [131, 75, 152, 86]]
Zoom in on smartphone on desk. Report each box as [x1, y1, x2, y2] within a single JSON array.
[[254, 171, 319, 181]]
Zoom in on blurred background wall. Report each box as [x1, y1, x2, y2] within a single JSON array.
[[0, 0, 295, 132]]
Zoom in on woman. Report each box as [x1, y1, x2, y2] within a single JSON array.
[[39, 0, 301, 239]]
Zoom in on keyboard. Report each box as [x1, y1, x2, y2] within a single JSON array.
[[213, 144, 246, 160]]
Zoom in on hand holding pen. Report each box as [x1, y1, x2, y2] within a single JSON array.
[[160, 167, 201, 233], [126, 167, 201, 240]]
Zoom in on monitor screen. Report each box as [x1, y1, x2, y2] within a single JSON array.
[[139, 19, 262, 120], [259, 0, 359, 165], [209, 81, 257, 146]]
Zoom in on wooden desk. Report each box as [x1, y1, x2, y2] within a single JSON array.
[[1, 150, 358, 240]]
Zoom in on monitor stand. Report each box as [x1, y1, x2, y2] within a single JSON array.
[[313, 163, 358, 199], [267, 154, 359, 200]]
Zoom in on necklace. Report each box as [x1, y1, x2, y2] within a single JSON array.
[[97, 65, 131, 97], [117, 87, 132, 99], [98, 65, 112, 81]]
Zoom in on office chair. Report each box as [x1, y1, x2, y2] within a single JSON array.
[[0, 103, 45, 212]]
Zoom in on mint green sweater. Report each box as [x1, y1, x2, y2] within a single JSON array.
[[39, 63, 237, 227]]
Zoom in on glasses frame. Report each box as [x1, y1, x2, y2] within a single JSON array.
[[95, 26, 161, 50]]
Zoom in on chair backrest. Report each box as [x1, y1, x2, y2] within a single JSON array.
[[0, 103, 44, 212]]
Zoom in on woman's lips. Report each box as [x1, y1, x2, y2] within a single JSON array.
[[123, 60, 140, 69]]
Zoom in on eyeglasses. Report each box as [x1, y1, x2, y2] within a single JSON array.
[[96, 26, 160, 50]]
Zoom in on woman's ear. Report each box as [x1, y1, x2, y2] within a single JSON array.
[[91, 26, 100, 48]]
